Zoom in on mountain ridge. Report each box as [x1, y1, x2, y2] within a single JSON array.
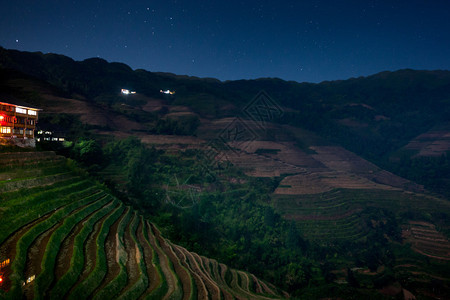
[[1, 47, 450, 298]]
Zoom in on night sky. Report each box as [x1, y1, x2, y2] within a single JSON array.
[[1, 0, 450, 83]]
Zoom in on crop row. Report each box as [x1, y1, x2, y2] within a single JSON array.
[[274, 187, 450, 243], [92, 206, 132, 299], [1, 151, 285, 299]]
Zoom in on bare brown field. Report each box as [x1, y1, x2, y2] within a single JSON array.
[[404, 124, 450, 157], [284, 208, 363, 221], [141, 98, 164, 113], [139, 134, 205, 146], [222, 149, 304, 177], [274, 171, 398, 195], [311, 146, 420, 192], [217, 138, 415, 194], [41, 94, 145, 131], [403, 221, 450, 260]]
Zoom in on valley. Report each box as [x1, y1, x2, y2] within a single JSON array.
[[1, 47, 450, 299]]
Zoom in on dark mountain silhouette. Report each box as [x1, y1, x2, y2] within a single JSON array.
[[1, 46, 450, 298]]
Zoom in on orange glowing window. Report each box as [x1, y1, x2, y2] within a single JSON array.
[[0, 258, 10, 268]]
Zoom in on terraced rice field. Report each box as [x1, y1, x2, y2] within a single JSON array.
[[403, 221, 450, 260], [273, 188, 450, 242], [214, 138, 420, 193], [0, 151, 285, 299], [403, 123, 450, 157]]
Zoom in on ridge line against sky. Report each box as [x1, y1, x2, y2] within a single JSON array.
[[3, 45, 449, 85], [1, 0, 450, 83]]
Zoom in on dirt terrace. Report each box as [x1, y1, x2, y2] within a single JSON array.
[[404, 124, 450, 157], [403, 221, 450, 260]]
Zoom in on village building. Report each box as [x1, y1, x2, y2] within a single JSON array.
[[0, 98, 40, 147]]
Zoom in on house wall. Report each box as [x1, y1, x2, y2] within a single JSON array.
[[0, 103, 39, 139]]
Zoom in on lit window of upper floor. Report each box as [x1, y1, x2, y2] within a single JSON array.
[[16, 107, 27, 114]]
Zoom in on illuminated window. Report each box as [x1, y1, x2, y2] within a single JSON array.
[[1, 127, 11, 134], [0, 258, 10, 268], [16, 107, 27, 114]]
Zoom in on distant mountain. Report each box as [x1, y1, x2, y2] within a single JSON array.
[[2, 47, 450, 298], [1, 46, 449, 187]]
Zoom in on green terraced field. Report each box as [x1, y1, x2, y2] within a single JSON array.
[[273, 188, 450, 242], [0, 151, 286, 299]]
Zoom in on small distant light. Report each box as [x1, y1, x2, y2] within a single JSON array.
[[160, 89, 175, 95], [26, 275, 35, 284]]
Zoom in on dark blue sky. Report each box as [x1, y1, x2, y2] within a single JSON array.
[[1, 0, 449, 83]]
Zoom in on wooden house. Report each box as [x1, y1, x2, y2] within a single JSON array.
[[0, 100, 40, 140]]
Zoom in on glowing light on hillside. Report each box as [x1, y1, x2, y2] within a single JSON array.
[[23, 275, 35, 285], [121, 89, 136, 95], [0, 258, 10, 268], [160, 89, 175, 95]]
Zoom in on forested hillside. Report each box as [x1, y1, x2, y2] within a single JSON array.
[[0, 151, 286, 299], [1, 47, 450, 298]]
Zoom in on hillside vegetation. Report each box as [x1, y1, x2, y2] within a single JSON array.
[[1, 46, 449, 196], [0, 151, 285, 299], [1, 47, 450, 298]]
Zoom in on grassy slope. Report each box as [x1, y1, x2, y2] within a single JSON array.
[[0, 150, 286, 299]]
